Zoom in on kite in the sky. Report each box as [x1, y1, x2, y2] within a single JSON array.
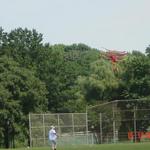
[[100, 47, 127, 71]]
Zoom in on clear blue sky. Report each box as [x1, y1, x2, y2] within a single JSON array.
[[1, 0, 150, 53]]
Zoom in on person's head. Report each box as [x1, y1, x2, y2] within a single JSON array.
[[51, 125, 55, 129]]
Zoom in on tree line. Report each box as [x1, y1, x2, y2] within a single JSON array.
[[0, 27, 150, 148]]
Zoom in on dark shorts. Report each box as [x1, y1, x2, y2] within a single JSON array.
[[50, 140, 56, 145]]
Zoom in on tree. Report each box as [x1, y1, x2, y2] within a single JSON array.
[[146, 45, 150, 57], [1, 28, 43, 68], [117, 54, 150, 140], [121, 55, 150, 99], [0, 56, 48, 148], [78, 59, 118, 102]]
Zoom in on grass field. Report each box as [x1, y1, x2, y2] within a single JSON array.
[[1, 143, 150, 150]]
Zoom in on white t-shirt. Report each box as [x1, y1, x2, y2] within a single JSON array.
[[49, 128, 57, 141]]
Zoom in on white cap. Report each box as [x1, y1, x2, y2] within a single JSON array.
[[51, 125, 55, 129]]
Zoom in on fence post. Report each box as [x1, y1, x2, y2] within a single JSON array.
[[29, 113, 32, 147], [86, 112, 89, 144], [57, 114, 61, 136], [99, 113, 103, 144], [134, 107, 137, 143], [112, 104, 116, 143], [43, 114, 45, 146], [72, 113, 75, 136]]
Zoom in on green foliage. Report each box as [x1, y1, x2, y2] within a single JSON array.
[[0, 55, 47, 148], [121, 55, 150, 98], [1, 28, 43, 68], [0, 27, 150, 147], [146, 45, 150, 56], [78, 59, 118, 102]]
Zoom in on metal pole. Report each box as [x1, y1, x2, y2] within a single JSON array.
[[134, 107, 137, 143], [29, 113, 32, 147], [72, 113, 75, 136], [86, 99, 148, 110], [57, 114, 61, 136], [43, 114, 45, 146], [86, 112, 89, 144], [112, 104, 116, 143], [100, 113, 103, 144]]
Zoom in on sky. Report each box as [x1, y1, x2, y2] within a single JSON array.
[[0, 0, 150, 53]]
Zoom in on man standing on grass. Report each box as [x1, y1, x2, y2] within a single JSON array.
[[49, 125, 57, 150]]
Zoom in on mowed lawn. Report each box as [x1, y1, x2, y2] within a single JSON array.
[[1, 143, 150, 150]]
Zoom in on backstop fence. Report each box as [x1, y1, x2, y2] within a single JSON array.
[[29, 99, 150, 147], [87, 99, 150, 144], [29, 113, 93, 147]]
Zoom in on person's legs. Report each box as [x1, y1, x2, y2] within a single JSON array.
[[54, 140, 57, 150], [51, 144, 54, 150], [51, 140, 56, 150], [54, 145, 56, 150], [51, 141, 55, 150]]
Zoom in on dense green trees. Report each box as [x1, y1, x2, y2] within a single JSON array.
[[0, 27, 150, 147], [120, 54, 150, 99], [0, 56, 48, 147], [77, 59, 118, 102]]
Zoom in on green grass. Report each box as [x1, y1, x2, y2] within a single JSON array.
[[1, 143, 150, 150]]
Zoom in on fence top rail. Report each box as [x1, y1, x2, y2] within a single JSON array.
[[30, 125, 87, 128], [114, 108, 150, 112], [86, 98, 150, 110], [29, 113, 87, 115]]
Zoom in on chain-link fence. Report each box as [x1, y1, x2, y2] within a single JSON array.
[[87, 99, 150, 144], [29, 99, 150, 146], [29, 113, 93, 147]]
